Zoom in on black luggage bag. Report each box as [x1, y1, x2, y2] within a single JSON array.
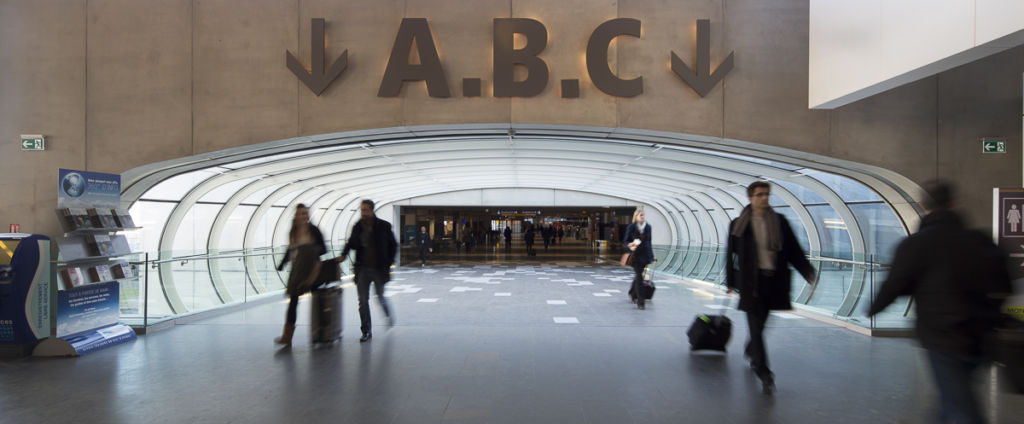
[[635, 265, 655, 300], [310, 283, 342, 344], [687, 314, 732, 352]]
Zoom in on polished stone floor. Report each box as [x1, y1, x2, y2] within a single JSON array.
[[2, 261, 1022, 424]]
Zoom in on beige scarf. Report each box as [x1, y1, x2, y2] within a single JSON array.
[[731, 205, 782, 252]]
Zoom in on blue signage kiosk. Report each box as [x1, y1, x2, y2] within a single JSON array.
[[0, 234, 51, 357]]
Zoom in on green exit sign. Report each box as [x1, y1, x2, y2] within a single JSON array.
[[20, 134, 44, 151], [982, 138, 1006, 154]]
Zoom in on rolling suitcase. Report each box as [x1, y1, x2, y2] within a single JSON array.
[[638, 266, 655, 300], [687, 296, 733, 351], [310, 283, 342, 344], [687, 314, 732, 351]]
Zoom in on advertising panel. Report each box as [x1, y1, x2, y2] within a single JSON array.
[[56, 281, 120, 338], [57, 168, 121, 210]]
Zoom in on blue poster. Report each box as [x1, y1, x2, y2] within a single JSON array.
[[56, 281, 120, 338], [57, 168, 121, 209]]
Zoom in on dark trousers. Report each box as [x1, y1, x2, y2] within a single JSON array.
[[504, 238, 511, 250], [630, 262, 647, 306], [285, 293, 300, 325], [419, 248, 428, 265], [927, 349, 986, 424], [744, 298, 771, 377], [356, 268, 391, 335]]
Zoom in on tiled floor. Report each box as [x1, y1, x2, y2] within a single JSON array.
[[2, 261, 1022, 424]]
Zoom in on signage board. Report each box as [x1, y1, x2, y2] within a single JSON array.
[[982, 138, 1006, 154], [20, 135, 44, 151], [57, 169, 121, 210], [993, 188, 1024, 320]]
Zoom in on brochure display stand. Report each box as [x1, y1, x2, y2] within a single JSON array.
[[34, 169, 138, 357]]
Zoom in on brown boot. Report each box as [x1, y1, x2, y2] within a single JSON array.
[[274, 323, 295, 346]]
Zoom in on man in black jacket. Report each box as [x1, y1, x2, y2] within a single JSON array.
[[726, 181, 816, 394], [869, 181, 1011, 424], [340, 199, 398, 342], [416, 226, 432, 267]]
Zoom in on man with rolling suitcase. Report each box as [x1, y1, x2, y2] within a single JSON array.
[[726, 181, 816, 394]]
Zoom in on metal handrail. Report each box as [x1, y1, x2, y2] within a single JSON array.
[[651, 245, 890, 268], [149, 249, 287, 265]]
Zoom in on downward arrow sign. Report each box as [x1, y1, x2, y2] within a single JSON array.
[[670, 19, 734, 97], [287, 18, 348, 96]]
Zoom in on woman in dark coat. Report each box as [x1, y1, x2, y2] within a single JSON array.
[[623, 208, 655, 309], [274, 203, 327, 346]]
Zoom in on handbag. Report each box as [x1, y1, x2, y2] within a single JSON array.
[[620, 252, 634, 267]]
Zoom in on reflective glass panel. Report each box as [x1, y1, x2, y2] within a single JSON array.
[[806, 205, 853, 260], [848, 203, 907, 264], [774, 206, 810, 252], [139, 168, 222, 201], [773, 180, 826, 204], [127, 201, 175, 255], [804, 170, 882, 202], [198, 177, 259, 203]]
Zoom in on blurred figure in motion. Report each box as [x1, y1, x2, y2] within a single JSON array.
[[726, 181, 816, 395], [869, 180, 1012, 424], [274, 204, 327, 347], [339, 199, 398, 343]]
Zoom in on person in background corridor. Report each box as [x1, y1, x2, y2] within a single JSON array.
[[274, 204, 326, 347], [726, 181, 816, 395], [504, 225, 513, 251], [339, 199, 398, 343], [869, 180, 1012, 424], [525, 224, 536, 255], [416, 225, 432, 267]]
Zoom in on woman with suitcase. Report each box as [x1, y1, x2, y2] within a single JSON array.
[[274, 204, 327, 346], [623, 208, 655, 310]]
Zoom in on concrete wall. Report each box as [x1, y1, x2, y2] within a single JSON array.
[[1, 0, 1021, 239]]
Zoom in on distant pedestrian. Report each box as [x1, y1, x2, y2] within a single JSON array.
[[525, 225, 536, 255], [623, 208, 655, 310], [416, 226, 432, 267], [726, 181, 816, 395], [339, 199, 398, 343], [558, 227, 565, 245], [504, 225, 513, 251], [869, 180, 1012, 423], [274, 204, 327, 347], [542, 226, 552, 251]]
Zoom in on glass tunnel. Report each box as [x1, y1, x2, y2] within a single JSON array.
[[117, 125, 924, 330]]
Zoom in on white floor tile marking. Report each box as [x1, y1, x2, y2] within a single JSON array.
[[592, 293, 612, 297], [417, 298, 439, 303], [383, 285, 422, 297], [566, 282, 594, 286], [494, 292, 512, 297], [546, 300, 568, 305], [450, 287, 484, 292], [704, 305, 731, 310], [553, 317, 580, 324], [772, 312, 805, 319], [603, 289, 621, 293]]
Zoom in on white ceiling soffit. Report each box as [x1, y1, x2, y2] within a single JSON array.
[[809, 0, 1024, 109]]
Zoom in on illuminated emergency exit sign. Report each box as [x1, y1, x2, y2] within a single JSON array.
[[20, 135, 44, 151]]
